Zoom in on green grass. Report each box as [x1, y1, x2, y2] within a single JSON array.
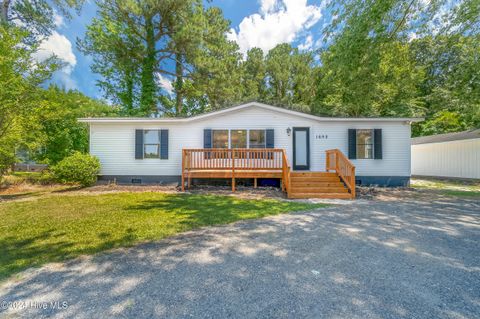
[[0, 192, 325, 281], [411, 178, 480, 198]]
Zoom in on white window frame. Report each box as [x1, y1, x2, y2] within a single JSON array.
[[143, 129, 162, 159], [211, 129, 230, 149], [356, 129, 375, 160], [211, 129, 267, 149], [248, 129, 267, 149]]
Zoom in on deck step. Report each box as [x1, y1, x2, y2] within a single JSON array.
[[290, 172, 337, 177], [287, 171, 352, 199], [290, 181, 345, 187], [290, 187, 349, 194], [290, 177, 340, 182], [288, 193, 352, 199]]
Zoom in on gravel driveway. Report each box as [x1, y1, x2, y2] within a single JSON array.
[[1, 192, 479, 319]]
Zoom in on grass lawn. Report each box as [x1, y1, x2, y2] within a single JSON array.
[[0, 192, 325, 281], [411, 178, 480, 198]]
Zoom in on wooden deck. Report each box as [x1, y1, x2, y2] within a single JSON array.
[[182, 149, 290, 192], [181, 148, 356, 199], [186, 170, 283, 178]]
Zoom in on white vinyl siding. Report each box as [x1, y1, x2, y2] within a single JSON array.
[[412, 139, 480, 179], [89, 105, 412, 177]]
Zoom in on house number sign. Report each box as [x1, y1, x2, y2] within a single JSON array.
[[315, 134, 328, 139]]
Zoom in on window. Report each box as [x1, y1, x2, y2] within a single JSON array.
[[212, 130, 229, 148], [249, 130, 266, 148], [144, 130, 160, 158], [230, 130, 247, 148], [356, 129, 373, 159]]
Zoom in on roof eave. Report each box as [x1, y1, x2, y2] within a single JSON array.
[[78, 102, 425, 123]]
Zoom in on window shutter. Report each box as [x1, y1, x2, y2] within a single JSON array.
[[348, 129, 357, 159], [160, 129, 168, 159], [266, 129, 274, 148], [204, 129, 212, 159], [135, 129, 144, 159], [204, 129, 212, 148], [374, 129, 382, 159]]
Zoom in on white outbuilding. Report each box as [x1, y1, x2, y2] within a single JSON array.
[[411, 129, 480, 179]]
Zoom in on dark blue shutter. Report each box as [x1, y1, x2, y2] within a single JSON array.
[[204, 129, 212, 148], [160, 129, 168, 159], [135, 129, 144, 159], [204, 129, 212, 159], [266, 129, 274, 148], [348, 129, 357, 159], [374, 129, 382, 159]]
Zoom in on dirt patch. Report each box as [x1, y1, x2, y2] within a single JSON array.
[[0, 181, 287, 203], [2, 178, 475, 204], [182, 185, 286, 200]]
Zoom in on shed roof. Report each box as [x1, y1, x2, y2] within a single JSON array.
[[411, 129, 480, 145]]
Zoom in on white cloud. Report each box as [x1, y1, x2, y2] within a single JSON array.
[[156, 73, 174, 95], [34, 31, 77, 70], [260, 0, 277, 14], [298, 34, 313, 50], [53, 12, 65, 28], [33, 31, 77, 89], [227, 0, 324, 55]]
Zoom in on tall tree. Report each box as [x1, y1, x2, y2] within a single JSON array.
[[31, 86, 117, 164], [410, 34, 480, 136], [264, 44, 316, 111], [315, 0, 479, 130], [0, 0, 84, 42], [81, 0, 241, 116], [0, 26, 58, 175], [241, 48, 266, 102], [186, 7, 243, 111], [79, 0, 142, 115]]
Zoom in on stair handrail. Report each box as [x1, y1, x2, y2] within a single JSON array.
[[325, 149, 356, 198]]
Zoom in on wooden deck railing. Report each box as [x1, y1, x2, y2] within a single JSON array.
[[182, 148, 290, 192], [325, 149, 356, 198], [281, 149, 291, 194]]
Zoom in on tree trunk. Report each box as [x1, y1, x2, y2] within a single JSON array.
[[1, 0, 10, 24], [175, 52, 183, 115], [140, 15, 156, 115], [125, 67, 134, 114]]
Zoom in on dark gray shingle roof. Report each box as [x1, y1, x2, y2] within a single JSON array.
[[411, 129, 480, 145]]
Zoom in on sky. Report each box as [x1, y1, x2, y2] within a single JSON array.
[[37, 0, 332, 99]]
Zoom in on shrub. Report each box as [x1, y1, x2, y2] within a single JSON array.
[[51, 152, 100, 187]]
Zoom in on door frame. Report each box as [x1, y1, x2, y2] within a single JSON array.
[[292, 127, 310, 170]]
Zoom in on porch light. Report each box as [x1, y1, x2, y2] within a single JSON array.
[[286, 127, 292, 136]]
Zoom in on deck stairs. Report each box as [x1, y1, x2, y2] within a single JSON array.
[[288, 171, 352, 199]]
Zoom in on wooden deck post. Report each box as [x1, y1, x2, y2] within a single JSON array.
[[231, 149, 236, 192], [254, 178, 257, 188], [181, 150, 185, 191], [351, 166, 356, 199]]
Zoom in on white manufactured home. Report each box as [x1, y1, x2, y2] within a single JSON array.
[[79, 102, 422, 198], [411, 129, 480, 180]]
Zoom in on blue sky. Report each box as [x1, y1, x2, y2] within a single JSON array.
[[40, 0, 330, 99]]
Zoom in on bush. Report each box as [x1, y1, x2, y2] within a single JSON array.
[[51, 152, 100, 187]]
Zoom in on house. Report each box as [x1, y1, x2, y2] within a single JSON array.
[[79, 102, 423, 198], [411, 129, 480, 180]]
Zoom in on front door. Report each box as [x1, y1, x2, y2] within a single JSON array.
[[293, 127, 310, 170]]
